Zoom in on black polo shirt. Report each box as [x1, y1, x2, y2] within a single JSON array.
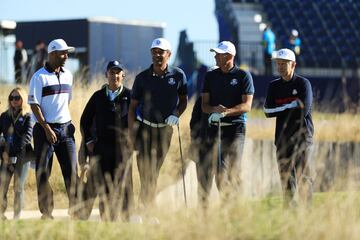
[[131, 65, 187, 123], [202, 66, 254, 123]]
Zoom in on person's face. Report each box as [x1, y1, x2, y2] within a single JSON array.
[[214, 53, 221, 66], [151, 48, 171, 67], [215, 52, 234, 68], [51, 50, 69, 68], [107, 68, 124, 89], [9, 91, 22, 109], [275, 59, 296, 78]]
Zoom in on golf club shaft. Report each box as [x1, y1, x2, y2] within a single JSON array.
[[218, 121, 222, 172], [177, 124, 188, 207]]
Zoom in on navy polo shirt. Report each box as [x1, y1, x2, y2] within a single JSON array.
[[131, 65, 187, 123], [202, 66, 254, 123]]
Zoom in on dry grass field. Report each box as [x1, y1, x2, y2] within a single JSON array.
[[0, 81, 359, 239], [0, 82, 359, 209]]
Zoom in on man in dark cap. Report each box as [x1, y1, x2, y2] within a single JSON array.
[[80, 60, 133, 221]]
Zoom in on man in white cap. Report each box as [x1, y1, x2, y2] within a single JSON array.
[[264, 48, 314, 208], [200, 41, 255, 205], [28, 38, 79, 219], [128, 38, 188, 211]]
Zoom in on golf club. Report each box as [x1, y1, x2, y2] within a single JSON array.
[[177, 123, 188, 207]]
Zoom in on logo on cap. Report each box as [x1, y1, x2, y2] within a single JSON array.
[[151, 38, 171, 51], [107, 60, 123, 71], [210, 41, 236, 56], [272, 48, 296, 62]]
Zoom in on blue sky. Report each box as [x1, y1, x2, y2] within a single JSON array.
[[0, 0, 218, 59]]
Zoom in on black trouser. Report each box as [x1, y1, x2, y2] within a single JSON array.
[[198, 123, 246, 205], [33, 122, 78, 216], [82, 141, 133, 221], [276, 141, 313, 207], [135, 123, 173, 208], [0, 156, 30, 218]]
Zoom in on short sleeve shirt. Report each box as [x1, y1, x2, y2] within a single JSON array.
[[202, 66, 254, 123], [131, 65, 187, 123], [28, 63, 73, 124]]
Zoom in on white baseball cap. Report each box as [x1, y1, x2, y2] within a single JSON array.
[[210, 41, 236, 56], [48, 39, 75, 53], [272, 48, 296, 62], [150, 38, 171, 51]]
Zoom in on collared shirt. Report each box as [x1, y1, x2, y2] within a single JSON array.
[[131, 64, 187, 123], [202, 65, 254, 123], [106, 84, 124, 101], [28, 62, 73, 124]]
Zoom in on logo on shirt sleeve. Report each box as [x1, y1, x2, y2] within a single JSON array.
[[230, 78, 238, 86]]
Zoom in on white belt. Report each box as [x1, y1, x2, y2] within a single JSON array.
[[210, 122, 236, 127], [137, 116, 167, 128]]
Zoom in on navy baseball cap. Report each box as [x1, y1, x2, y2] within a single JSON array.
[[106, 60, 123, 71]]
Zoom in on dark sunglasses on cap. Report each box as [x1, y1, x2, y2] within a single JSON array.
[[9, 95, 21, 101]]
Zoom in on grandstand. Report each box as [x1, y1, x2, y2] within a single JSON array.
[[214, 0, 360, 75], [202, 0, 360, 111]]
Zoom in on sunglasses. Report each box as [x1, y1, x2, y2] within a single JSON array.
[[9, 95, 21, 101]]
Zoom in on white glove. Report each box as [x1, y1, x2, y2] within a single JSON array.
[[208, 112, 225, 124], [165, 115, 179, 126]]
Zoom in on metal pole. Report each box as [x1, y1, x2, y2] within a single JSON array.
[[177, 123, 188, 207], [217, 120, 222, 172]]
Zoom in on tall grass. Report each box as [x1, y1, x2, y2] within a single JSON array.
[[0, 81, 360, 239], [1, 192, 360, 239], [0, 82, 359, 209]]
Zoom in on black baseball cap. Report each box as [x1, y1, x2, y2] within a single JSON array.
[[106, 60, 123, 71]]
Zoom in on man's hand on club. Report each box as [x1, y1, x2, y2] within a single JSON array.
[[165, 115, 179, 126], [208, 112, 226, 124]]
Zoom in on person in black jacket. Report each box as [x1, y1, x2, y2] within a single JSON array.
[[0, 87, 33, 219], [264, 48, 314, 208], [80, 61, 133, 221]]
